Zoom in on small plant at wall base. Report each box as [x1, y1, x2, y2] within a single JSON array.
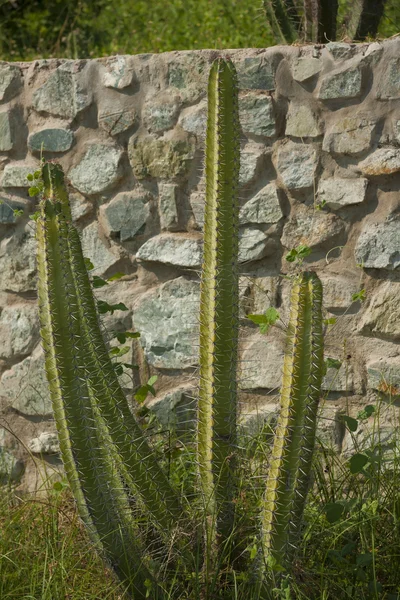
[[35, 58, 325, 599]]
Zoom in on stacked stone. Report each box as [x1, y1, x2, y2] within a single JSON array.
[[0, 40, 399, 491]]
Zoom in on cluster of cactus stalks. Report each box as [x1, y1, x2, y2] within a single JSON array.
[[36, 58, 325, 599], [263, 0, 386, 44]]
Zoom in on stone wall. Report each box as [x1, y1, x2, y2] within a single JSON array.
[[0, 39, 399, 492]]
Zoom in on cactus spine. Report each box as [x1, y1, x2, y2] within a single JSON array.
[[261, 272, 324, 570], [198, 58, 240, 553]]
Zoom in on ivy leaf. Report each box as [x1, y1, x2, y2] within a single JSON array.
[[29, 211, 41, 221], [147, 375, 158, 386], [325, 502, 345, 523], [324, 317, 337, 326], [349, 453, 369, 474], [107, 272, 125, 282], [296, 244, 312, 259], [26, 173, 34, 182], [325, 358, 342, 370], [248, 307, 279, 334], [13, 209, 24, 218], [84, 257, 94, 271], [109, 346, 130, 357], [33, 170, 41, 180], [342, 415, 358, 433], [115, 331, 140, 344], [357, 405, 375, 420], [92, 276, 108, 288], [97, 300, 128, 315], [28, 186, 40, 197], [352, 289, 366, 303], [134, 376, 158, 403], [285, 248, 298, 262]]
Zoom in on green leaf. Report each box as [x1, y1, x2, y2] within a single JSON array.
[[26, 173, 34, 182], [248, 307, 279, 334], [84, 257, 94, 271], [349, 453, 369, 474], [357, 405, 375, 420], [342, 415, 358, 432], [324, 317, 337, 325], [296, 244, 312, 259], [147, 375, 158, 386], [135, 385, 149, 404], [115, 331, 140, 344], [53, 481, 63, 491], [325, 358, 342, 370], [107, 272, 125, 281], [285, 248, 298, 262], [28, 186, 39, 197], [13, 209, 24, 217], [97, 300, 128, 315], [356, 552, 373, 567], [109, 346, 130, 357], [33, 170, 41, 180], [352, 289, 366, 303], [325, 502, 345, 523], [29, 211, 41, 221], [92, 276, 108, 288], [113, 363, 124, 376]]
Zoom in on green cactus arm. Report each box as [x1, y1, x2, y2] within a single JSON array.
[[304, 0, 320, 42], [262, 0, 300, 44], [346, 0, 386, 41], [197, 57, 240, 548], [261, 272, 324, 570], [37, 169, 161, 598]]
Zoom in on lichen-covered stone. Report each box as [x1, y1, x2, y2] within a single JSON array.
[[158, 183, 178, 230], [28, 432, 59, 455], [143, 94, 181, 133], [355, 221, 400, 270], [239, 144, 264, 185], [318, 66, 362, 100], [70, 193, 93, 222], [359, 281, 400, 340], [1, 164, 36, 188], [102, 56, 135, 89], [237, 57, 275, 90], [0, 198, 25, 224], [147, 387, 196, 436], [291, 57, 322, 83], [281, 205, 345, 249], [1, 345, 52, 416], [99, 107, 137, 136], [32, 63, 92, 119], [318, 177, 368, 209], [358, 147, 400, 176], [323, 117, 377, 155], [325, 42, 356, 60], [133, 277, 199, 369], [240, 337, 284, 389], [238, 227, 274, 262], [0, 65, 22, 102], [81, 221, 119, 274], [0, 225, 37, 292], [28, 128, 74, 153], [319, 272, 361, 310], [323, 360, 354, 392], [136, 234, 201, 267], [285, 104, 322, 138], [275, 141, 317, 190], [178, 103, 207, 138], [239, 183, 282, 225], [100, 192, 150, 241], [69, 144, 123, 194], [239, 94, 275, 137], [367, 357, 400, 396], [129, 135, 195, 180], [377, 57, 400, 100], [0, 447, 24, 484], [0, 304, 39, 360], [0, 111, 13, 151]]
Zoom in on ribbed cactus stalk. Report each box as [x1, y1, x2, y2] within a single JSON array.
[[262, 0, 300, 45], [261, 272, 324, 570], [197, 58, 240, 556], [37, 162, 183, 599]]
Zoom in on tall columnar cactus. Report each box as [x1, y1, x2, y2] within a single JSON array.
[[261, 272, 324, 571], [197, 57, 240, 559], [263, 0, 385, 44], [36, 58, 325, 599]]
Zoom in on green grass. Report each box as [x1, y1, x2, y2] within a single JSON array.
[[1, 392, 400, 599], [0, 0, 399, 62]]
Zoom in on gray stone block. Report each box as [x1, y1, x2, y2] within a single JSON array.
[[237, 57, 275, 90], [323, 117, 377, 156], [318, 66, 362, 100], [291, 57, 322, 83], [355, 221, 400, 270], [129, 135, 195, 180], [100, 191, 150, 241], [239, 183, 283, 225], [136, 233, 202, 267], [359, 282, 400, 340], [239, 93, 275, 137], [285, 104, 322, 138], [0, 65, 22, 102], [358, 147, 400, 176], [158, 183, 178, 230], [318, 177, 368, 209], [0, 111, 13, 151], [69, 144, 123, 194], [276, 141, 317, 190], [28, 128, 74, 153]]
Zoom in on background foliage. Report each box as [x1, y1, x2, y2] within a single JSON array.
[[0, 0, 399, 62]]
